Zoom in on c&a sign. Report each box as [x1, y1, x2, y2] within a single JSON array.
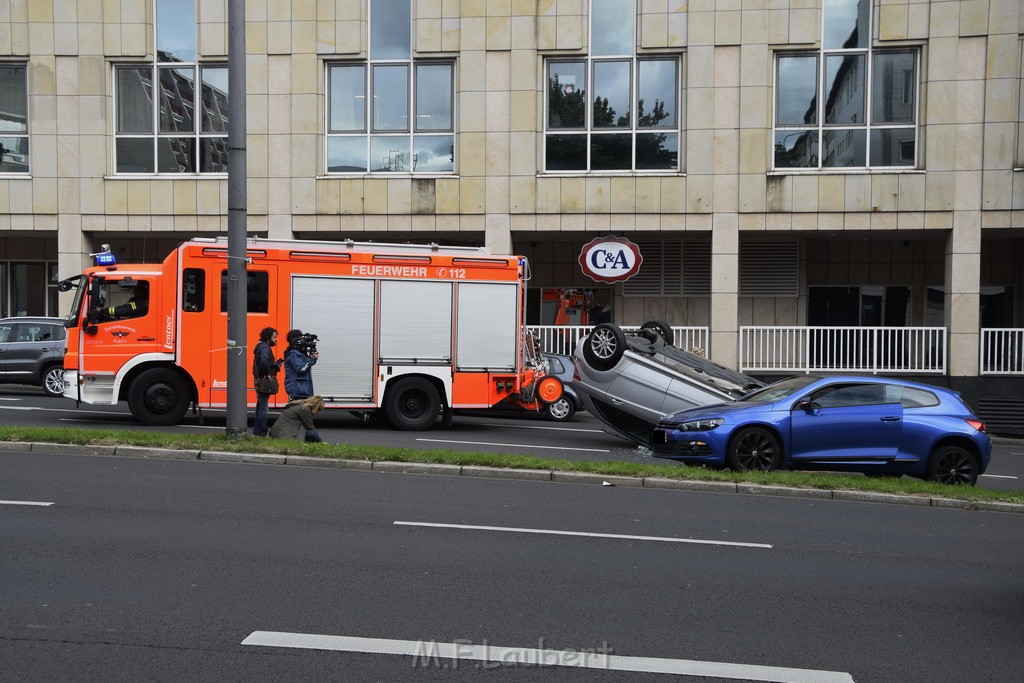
[[578, 236, 643, 284]]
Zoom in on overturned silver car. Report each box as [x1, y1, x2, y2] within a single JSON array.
[[572, 321, 765, 445]]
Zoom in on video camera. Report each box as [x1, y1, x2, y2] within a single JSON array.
[[294, 332, 319, 356]]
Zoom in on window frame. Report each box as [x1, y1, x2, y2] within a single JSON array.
[[772, 1, 920, 171], [325, 0, 456, 176], [113, 0, 228, 176], [0, 63, 30, 175], [542, 0, 683, 174]]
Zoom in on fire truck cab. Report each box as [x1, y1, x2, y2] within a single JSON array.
[[59, 238, 561, 429]]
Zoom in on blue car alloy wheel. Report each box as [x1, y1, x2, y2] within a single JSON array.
[[650, 375, 992, 485]]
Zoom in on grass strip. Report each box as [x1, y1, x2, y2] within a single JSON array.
[[2, 425, 1021, 505]]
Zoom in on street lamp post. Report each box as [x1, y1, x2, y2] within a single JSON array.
[[225, 0, 248, 438]]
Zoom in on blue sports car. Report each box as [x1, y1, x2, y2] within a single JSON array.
[[650, 375, 991, 485]]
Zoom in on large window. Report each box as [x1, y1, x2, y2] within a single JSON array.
[[544, 0, 681, 172], [115, 0, 228, 174], [0, 65, 29, 173], [774, 0, 917, 169], [327, 0, 455, 174]]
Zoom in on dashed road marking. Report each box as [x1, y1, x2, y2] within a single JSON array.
[[416, 438, 609, 453], [394, 520, 772, 549], [0, 500, 54, 506], [241, 632, 851, 681]]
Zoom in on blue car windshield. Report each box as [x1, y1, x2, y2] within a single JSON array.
[[740, 375, 819, 404]]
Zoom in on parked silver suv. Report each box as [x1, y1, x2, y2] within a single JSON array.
[[573, 321, 765, 445], [0, 317, 67, 396]]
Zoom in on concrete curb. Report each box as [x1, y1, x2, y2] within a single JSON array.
[[738, 483, 834, 500], [371, 461, 462, 476], [8, 441, 1024, 514]]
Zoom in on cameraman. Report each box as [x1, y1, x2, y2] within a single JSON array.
[[283, 328, 319, 401]]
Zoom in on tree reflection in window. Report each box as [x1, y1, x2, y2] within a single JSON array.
[[544, 50, 681, 173]]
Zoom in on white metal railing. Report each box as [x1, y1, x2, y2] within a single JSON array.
[[981, 328, 1024, 375], [739, 326, 947, 374], [528, 325, 709, 357]]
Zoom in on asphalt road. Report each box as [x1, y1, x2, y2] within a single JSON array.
[[2, 451, 1022, 681], [2, 386, 1022, 491]]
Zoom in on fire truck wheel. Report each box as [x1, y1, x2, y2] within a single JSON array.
[[385, 377, 441, 431], [582, 323, 626, 371], [129, 368, 191, 426], [640, 320, 674, 346]]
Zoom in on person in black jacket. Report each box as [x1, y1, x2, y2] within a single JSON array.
[[251, 327, 282, 436]]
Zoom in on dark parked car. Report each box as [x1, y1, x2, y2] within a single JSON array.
[[573, 321, 764, 443], [651, 374, 992, 485], [0, 317, 67, 396], [539, 353, 580, 421]]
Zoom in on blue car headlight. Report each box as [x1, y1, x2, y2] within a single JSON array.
[[662, 417, 724, 432]]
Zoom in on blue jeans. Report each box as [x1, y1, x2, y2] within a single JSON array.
[[253, 392, 270, 436]]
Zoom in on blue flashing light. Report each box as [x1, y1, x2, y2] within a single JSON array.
[[94, 251, 117, 266]]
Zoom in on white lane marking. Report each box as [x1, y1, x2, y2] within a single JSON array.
[[57, 418, 223, 430], [980, 473, 1018, 480], [0, 405, 123, 415], [0, 397, 21, 401], [241, 632, 851, 682], [0, 500, 54, 506], [478, 421, 606, 433], [416, 438, 609, 453], [394, 521, 772, 549]]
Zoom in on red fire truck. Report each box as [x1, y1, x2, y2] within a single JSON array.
[[59, 237, 562, 429]]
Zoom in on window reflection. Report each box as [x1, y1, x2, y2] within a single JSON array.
[[591, 0, 634, 56], [870, 129, 915, 166], [116, 138, 154, 173], [200, 138, 228, 173], [158, 67, 195, 133], [0, 66, 29, 173], [200, 67, 228, 133], [156, 0, 196, 62], [591, 133, 632, 170], [543, 3, 681, 173], [372, 65, 409, 131], [593, 61, 631, 128], [872, 52, 915, 124], [415, 64, 453, 131], [0, 137, 29, 172], [545, 134, 587, 171], [824, 54, 864, 125], [371, 0, 411, 60], [328, 136, 369, 172], [776, 56, 817, 125], [822, 129, 865, 167], [823, 0, 867, 49], [774, 0, 916, 170], [330, 65, 366, 132], [370, 136, 412, 171], [774, 130, 818, 168], [638, 60, 676, 128], [413, 135, 455, 172], [548, 62, 587, 129], [326, 8, 455, 175], [0, 66, 28, 132], [117, 68, 153, 133], [636, 132, 678, 169], [158, 137, 196, 172]]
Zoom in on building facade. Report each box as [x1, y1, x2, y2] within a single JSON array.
[[1, 0, 1022, 418]]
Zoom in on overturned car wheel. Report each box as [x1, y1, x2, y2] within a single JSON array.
[[640, 320, 674, 346], [582, 323, 627, 371]]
